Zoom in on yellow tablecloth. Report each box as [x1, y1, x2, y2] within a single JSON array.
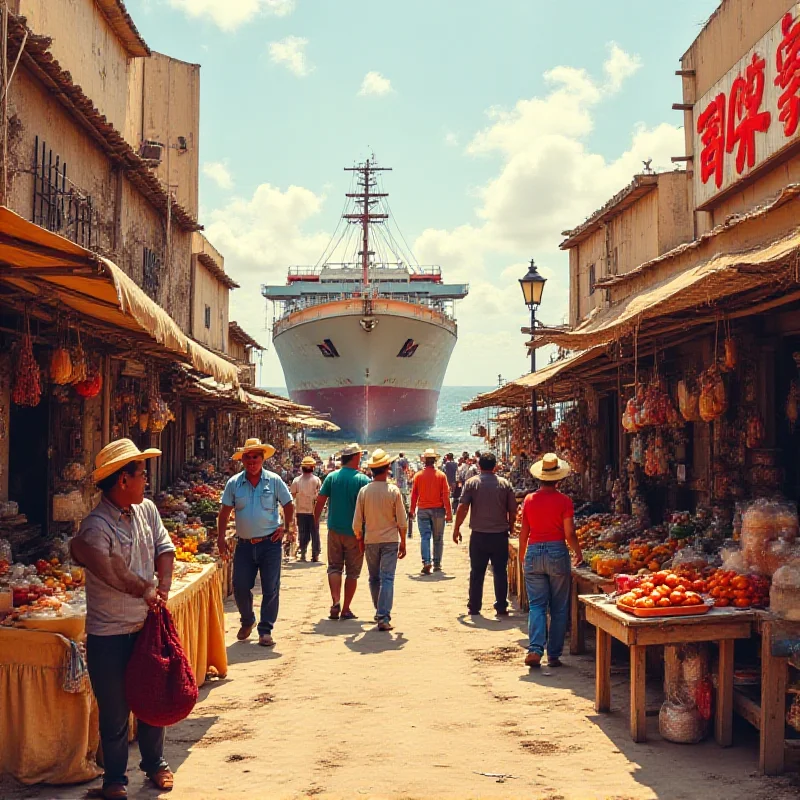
[[0, 563, 228, 785]]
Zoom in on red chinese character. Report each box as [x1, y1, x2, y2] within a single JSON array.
[[775, 11, 800, 137], [697, 93, 726, 188], [727, 53, 772, 174]]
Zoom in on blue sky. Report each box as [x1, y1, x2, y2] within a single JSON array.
[[130, 0, 720, 385]]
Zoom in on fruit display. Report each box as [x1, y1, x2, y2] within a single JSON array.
[[617, 571, 706, 611], [704, 569, 770, 608]]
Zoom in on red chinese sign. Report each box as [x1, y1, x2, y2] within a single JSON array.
[[695, 7, 800, 205]]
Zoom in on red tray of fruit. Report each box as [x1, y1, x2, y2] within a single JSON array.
[[616, 599, 712, 618]]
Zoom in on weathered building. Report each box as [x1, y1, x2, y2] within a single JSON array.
[[229, 322, 265, 387], [191, 232, 238, 354]]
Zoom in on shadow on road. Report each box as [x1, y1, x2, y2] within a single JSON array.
[[226, 641, 284, 665], [306, 618, 368, 637], [456, 612, 527, 632], [406, 573, 457, 582], [343, 628, 408, 654]]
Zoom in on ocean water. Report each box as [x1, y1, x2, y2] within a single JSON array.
[[263, 385, 494, 459]]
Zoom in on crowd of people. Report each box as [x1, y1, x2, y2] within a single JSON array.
[[68, 436, 581, 798]]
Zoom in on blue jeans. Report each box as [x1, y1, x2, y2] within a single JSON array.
[[417, 507, 446, 566], [233, 537, 282, 635], [365, 542, 399, 621], [523, 542, 571, 658], [86, 633, 168, 787]]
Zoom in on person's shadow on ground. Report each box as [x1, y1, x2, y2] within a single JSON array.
[[343, 628, 408, 654], [456, 612, 526, 632]]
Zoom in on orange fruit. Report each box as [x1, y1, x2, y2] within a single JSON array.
[[658, 597, 672, 608]]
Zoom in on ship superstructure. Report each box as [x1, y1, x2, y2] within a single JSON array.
[[262, 160, 468, 440]]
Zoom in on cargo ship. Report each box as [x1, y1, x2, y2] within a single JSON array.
[[262, 160, 469, 440]]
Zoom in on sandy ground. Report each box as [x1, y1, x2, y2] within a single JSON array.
[[6, 522, 800, 800]]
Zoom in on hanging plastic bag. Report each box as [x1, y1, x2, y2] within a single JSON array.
[[125, 605, 198, 727]]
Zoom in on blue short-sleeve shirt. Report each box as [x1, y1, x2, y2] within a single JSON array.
[[221, 468, 292, 539]]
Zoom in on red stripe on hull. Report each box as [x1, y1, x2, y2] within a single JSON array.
[[291, 386, 438, 440]]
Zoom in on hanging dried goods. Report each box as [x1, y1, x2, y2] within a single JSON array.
[[722, 336, 737, 372], [698, 367, 727, 422], [678, 379, 701, 422], [49, 348, 73, 385], [12, 322, 42, 407], [74, 371, 102, 399]]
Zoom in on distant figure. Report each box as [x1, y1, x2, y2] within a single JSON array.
[[410, 448, 452, 574], [353, 449, 408, 631], [453, 451, 516, 617], [393, 451, 413, 538], [314, 444, 370, 620], [519, 453, 583, 669], [466, 458, 479, 480], [291, 456, 322, 562], [443, 453, 458, 499]]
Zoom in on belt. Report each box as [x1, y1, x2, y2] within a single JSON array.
[[242, 536, 269, 544]]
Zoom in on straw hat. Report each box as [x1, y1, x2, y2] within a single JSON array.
[[422, 448, 438, 460], [300, 456, 317, 468], [339, 442, 364, 457], [530, 453, 571, 482], [232, 437, 276, 461], [366, 448, 396, 469], [92, 438, 161, 483]]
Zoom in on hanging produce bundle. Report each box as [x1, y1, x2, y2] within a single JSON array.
[[49, 347, 73, 385], [12, 319, 42, 407], [69, 328, 87, 385], [677, 378, 701, 422], [698, 366, 727, 422], [722, 335, 737, 372], [74, 363, 102, 399]]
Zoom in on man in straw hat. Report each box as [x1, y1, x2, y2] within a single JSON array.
[[519, 453, 583, 668], [409, 447, 452, 574], [290, 456, 322, 562], [353, 448, 408, 631], [314, 443, 370, 620], [69, 439, 176, 798], [217, 438, 294, 647], [453, 451, 517, 617]]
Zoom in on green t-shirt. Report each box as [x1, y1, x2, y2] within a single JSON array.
[[319, 467, 371, 536]]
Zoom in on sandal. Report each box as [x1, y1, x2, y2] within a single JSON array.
[[147, 768, 174, 791], [340, 610, 358, 620], [329, 603, 341, 620]]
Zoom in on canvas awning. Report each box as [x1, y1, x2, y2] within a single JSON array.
[[532, 228, 800, 352], [463, 346, 607, 411], [0, 207, 239, 385]]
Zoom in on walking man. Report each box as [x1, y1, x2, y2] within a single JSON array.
[[443, 452, 458, 503], [410, 448, 452, 574], [217, 438, 294, 647], [453, 451, 517, 616], [393, 451, 412, 538], [353, 448, 408, 631], [314, 443, 370, 620], [70, 439, 176, 798], [291, 455, 322, 562]]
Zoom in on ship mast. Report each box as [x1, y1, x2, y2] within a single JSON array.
[[344, 159, 390, 289]]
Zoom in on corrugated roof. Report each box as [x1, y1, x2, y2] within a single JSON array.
[[10, 14, 200, 232]]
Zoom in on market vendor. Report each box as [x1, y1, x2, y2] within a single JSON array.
[[217, 438, 294, 648], [69, 438, 176, 800]]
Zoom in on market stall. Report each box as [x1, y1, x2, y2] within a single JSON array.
[[0, 563, 227, 785]]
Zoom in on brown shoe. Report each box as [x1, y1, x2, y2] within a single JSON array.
[[237, 623, 255, 641], [547, 657, 563, 667], [421, 564, 432, 575], [525, 652, 541, 668], [377, 621, 394, 631], [100, 785, 128, 800]]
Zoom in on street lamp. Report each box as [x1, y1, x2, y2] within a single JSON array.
[[519, 258, 547, 455]]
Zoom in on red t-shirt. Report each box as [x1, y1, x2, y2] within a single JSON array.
[[522, 489, 574, 544]]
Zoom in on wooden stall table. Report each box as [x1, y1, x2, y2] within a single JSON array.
[[0, 563, 227, 786], [580, 595, 755, 745], [732, 614, 800, 776], [569, 568, 615, 655]]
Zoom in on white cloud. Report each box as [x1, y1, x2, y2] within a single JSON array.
[[269, 36, 313, 77], [202, 161, 234, 190], [358, 71, 393, 97], [168, 0, 295, 31], [604, 42, 643, 93], [444, 131, 459, 147]]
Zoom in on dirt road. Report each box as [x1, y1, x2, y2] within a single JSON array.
[[8, 524, 800, 800]]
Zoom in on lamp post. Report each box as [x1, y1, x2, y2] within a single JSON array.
[[519, 258, 547, 452]]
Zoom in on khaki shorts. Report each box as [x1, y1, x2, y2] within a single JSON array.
[[327, 531, 364, 578]]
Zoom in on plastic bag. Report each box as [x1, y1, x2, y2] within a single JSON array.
[[659, 644, 710, 743], [125, 605, 198, 727]]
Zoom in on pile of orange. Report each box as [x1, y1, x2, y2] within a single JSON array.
[[618, 571, 705, 609], [706, 569, 769, 608]]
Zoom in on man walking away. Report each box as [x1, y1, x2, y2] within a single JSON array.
[[393, 452, 412, 537], [291, 456, 322, 561], [453, 451, 517, 617], [217, 438, 294, 648], [443, 453, 458, 503], [315, 443, 370, 620], [410, 448, 452, 574], [353, 449, 408, 631], [70, 439, 176, 798]]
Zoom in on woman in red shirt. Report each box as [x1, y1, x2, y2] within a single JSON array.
[[519, 453, 583, 668]]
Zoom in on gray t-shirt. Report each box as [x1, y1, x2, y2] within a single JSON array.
[[459, 472, 517, 534], [76, 496, 175, 635]]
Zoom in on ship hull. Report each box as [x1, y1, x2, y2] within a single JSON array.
[[272, 298, 456, 441]]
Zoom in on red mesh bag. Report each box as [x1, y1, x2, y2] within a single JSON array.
[[125, 605, 198, 727]]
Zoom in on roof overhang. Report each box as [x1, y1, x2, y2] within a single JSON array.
[[96, 1, 150, 57]]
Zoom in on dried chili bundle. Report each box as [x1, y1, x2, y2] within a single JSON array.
[[12, 315, 42, 407]]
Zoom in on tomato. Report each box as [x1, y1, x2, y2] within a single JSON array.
[[715, 597, 730, 607], [674, 585, 688, 594], [691, 580, 706, 592], [640, 582, 655, 594], [684, 592, 702, 605], [731, 576, 750, 590], [652, 573, 666, 586], [650, 591, 662, 601], [733, 598, 751, 608], [631, 588, 645, 599], [665, 574, 680, 588], [642, 598, 656, 608], [635, 598, 649, 608], [719, 575, 731, 587], [658, 597, 672, 607], [733, 589, 750, 599], [669, 591, 685, 604]]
